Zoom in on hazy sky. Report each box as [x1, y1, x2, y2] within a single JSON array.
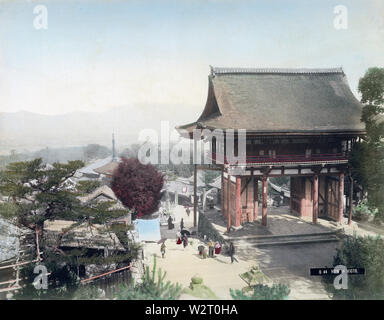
[[0, 0, 383, 117]]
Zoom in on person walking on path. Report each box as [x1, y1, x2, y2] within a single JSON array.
[[176, 231, 182, 245], [208, 240, 214, 257], [180, 218, 184, 230], [182, 235, 188, 248], [202, 248, 208, 259], [160, 242, 166, 258], [186, 206, 190, 217], [229, 241, 236, 264], [168, 216, 174, 230], [214, 241, 222, 255]]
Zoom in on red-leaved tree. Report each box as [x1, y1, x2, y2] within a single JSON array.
[[111, 158, 164, 219]]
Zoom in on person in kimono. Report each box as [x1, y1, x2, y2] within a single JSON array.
[[160, 242, 166, 258]]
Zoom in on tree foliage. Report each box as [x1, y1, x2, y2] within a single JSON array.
[[323, 236, 384, 300], [0, 158, 138, 299], [13, 262, 80, 300], [0, 158, 84, 230], [350, 67, 384, 222], [111, 158, 164, 219], [116, 255, 182, 300], [76, 180, 101, 195], [358, 67, 384, 106]]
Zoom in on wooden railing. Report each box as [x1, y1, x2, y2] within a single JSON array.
[[208, 152, 348, 164]]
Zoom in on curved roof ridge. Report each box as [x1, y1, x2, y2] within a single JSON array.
[[210, 66, 344, 76]]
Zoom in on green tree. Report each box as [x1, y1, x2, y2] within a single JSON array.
[[76, 180, 101, 194], [0, 158, 138, 299], [350, 67, 384, 222], [323, 236, 384, 300], [13, 262, 80, 300]]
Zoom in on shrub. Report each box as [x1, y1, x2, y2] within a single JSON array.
[[116, 256, 182, 300], [191, 275, 203, 285], [230, 284, 290, 300], [353, 199, 377, 222]]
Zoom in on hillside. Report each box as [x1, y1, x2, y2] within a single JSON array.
[[0, 104, 199, 154]]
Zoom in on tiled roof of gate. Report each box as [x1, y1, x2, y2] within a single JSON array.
[[177, 67, 365, 135]]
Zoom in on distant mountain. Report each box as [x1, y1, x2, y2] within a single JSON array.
[[0, 104, 200, 154]]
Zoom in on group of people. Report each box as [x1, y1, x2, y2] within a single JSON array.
[[160, 238, 236, 264], [176, 232, 189, 248], [201, 240, 222, 258], [200, 240, 236, 263], [162, 208, 237, 264]]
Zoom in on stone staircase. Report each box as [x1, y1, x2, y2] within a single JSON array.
[[228, 231, 340, 248]]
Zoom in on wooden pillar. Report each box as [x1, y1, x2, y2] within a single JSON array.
[[247, 177, 254, 222], [338, 173, 344, 222], [312, 175, 319, 224], [253, 177, 258, 220], [348, 175, 354, 225], [289, 177, 292, 212], [324, 176, 329, 217], [262, 176, 268, 226], [226, 173, 231, 232], [193, 164, 197, 228], [300, 178, 306, 217], [221, 170, 224, 215], [235, 176, 241, 227], [300, 177, 307, 217]]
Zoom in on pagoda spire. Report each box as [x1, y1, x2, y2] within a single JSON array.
[[112, 132, 116, 161]]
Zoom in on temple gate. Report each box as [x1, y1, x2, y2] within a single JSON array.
[[178, 67, 365, 231]]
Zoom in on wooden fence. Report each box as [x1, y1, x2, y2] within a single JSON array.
[[81, 264, 132, 298]]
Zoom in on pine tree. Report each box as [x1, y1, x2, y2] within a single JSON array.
[[0, 158, 139, 299], [116, 255, 182, 300]]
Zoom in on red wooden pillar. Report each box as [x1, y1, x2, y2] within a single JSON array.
[[312, 175, 319, 224], [221, 170, 225, 216], [253, 177, 259, 221], [262, 176, 268, 226], [193, 164, 197, 227], [300, 178, 306, 217], [226, 173, 231, 232], [235, 176, 242, 227], [338, 173, 344, 222], [348, 175, 353, 225], [324, 176, 329, 217], [246, 177, 253, 222]]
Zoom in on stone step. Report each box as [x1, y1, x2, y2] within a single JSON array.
[[227, 231, 338, 242], [234, 234, 340, 248]]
